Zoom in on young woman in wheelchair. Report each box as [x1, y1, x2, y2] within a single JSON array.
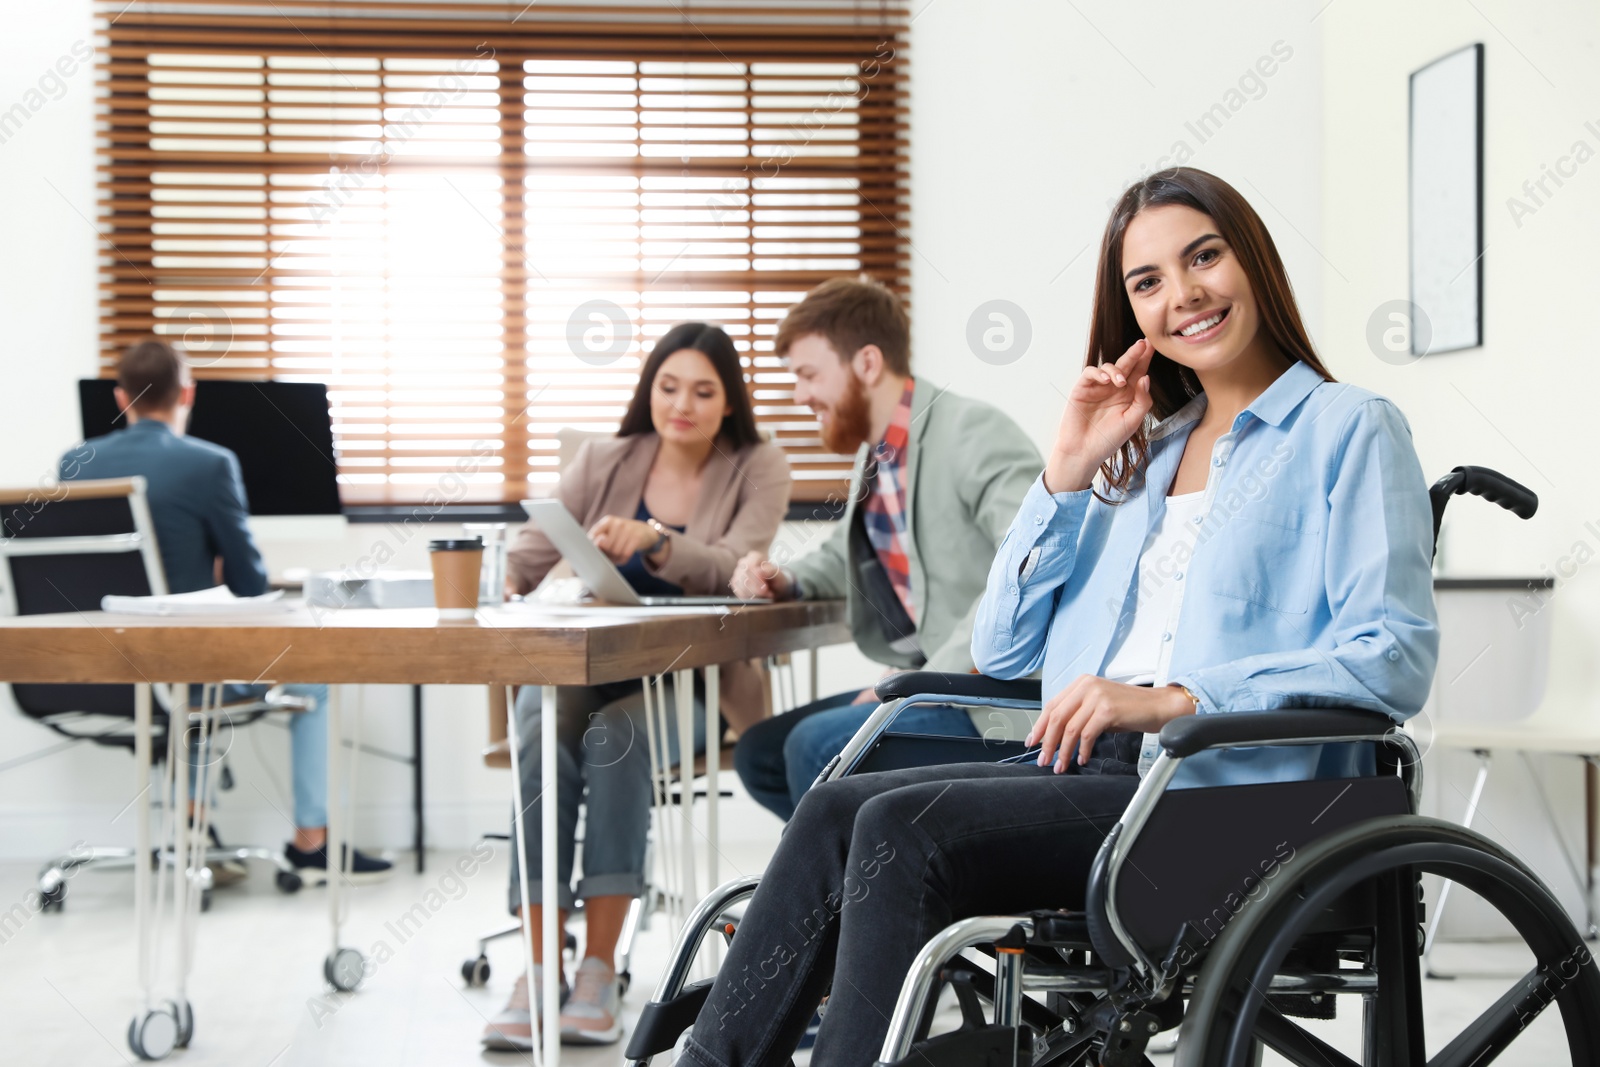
[[667, 166, 1440, 1067]]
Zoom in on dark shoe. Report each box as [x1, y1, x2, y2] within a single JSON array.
[[284, 842, 393, 885]]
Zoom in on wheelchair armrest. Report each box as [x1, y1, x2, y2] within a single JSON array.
[[875, 671, 1042, 704], [1157, 707, 1397, 758]]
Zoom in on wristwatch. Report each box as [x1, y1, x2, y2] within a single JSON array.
[[644, 518, 671, 557]]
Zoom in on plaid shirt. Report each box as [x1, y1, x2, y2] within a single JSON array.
[[862, 378, 917, 622]]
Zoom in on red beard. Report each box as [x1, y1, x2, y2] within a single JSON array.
[[819, 373, 873, 455]]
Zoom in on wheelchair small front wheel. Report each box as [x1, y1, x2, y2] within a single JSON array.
[[1178, 817, 1600, 1067]]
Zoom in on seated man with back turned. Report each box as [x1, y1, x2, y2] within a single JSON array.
[[731, 277, 1043, 819], [60, 339, 390, 884]]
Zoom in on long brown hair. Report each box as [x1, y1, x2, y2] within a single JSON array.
[[617, 322, 763, 449], [1086, 167, 1335, 502]]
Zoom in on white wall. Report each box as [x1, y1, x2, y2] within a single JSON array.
[[1321, 0, 1600, 931], [1322, 0, 1600, 689], [905, 0, 1324, 454], [0, 1, 98, 488]]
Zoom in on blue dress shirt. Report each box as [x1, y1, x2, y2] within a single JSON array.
[[972, 360, 1440, 789]]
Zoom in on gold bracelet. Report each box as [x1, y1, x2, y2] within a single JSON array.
[[1176, 684, 1201, 711]]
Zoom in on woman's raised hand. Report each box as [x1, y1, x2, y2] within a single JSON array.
[[1043, 339, 1156, 493]]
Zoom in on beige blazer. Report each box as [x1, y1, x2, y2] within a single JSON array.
[[507, 432, 792, 734]]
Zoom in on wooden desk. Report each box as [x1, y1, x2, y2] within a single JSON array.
[[0, 600, 848, 1064], [0, 601, 846, 687]]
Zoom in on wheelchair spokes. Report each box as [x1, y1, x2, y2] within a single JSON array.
[[1179, 818, 1600, 1067]]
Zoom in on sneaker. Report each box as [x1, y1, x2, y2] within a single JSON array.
[[283, 842, 393, 886], [560, 957, 623, 1045], [482, 967, 545, 1051]]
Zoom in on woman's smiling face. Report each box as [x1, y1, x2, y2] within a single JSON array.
[[1120, 203, 1262, 376]]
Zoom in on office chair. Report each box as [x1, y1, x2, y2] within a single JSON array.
[[0, 477, 312, 912], [626, 466, 1600, 1067]]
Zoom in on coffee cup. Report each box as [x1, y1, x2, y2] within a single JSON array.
[[428, 538, 484, 619]]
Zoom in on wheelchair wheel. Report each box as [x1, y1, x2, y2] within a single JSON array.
[[1179, 817, 1600, 1067]]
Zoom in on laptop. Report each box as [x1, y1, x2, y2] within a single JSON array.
[[520, 499, 769, 607]]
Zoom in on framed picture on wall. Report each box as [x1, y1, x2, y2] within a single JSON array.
[[1409, 43, 1485, 356]]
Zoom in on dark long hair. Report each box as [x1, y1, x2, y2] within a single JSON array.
[[617, 322, 763, 449], [1087, 167, 1335, 501]]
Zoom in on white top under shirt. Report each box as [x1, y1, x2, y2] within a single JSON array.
[[1098, 489, 1206, 775]]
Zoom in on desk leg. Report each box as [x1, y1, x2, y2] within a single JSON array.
[[704, 666, 719, 896], [173, 691, 198, 1019], [540, 685, 559, 1067], [675, 669, 698, 918], [126, 681, 190, 1060], [322, 686, 366, 992], [503, 684, 548, 1067], [327, 684, 342, 956], [412, 685, 424, 874], [1587, 756, 1599, 936], [704, 665, 719, 968], [133, 682, 153, 1012], [809, 648, 819, 705]]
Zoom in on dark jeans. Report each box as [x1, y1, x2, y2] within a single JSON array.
[[734, 690, 981, 820], [680, 733, 1142, 1067]]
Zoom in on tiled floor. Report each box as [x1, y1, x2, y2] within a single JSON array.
[[0, 814, 1586, 1066]]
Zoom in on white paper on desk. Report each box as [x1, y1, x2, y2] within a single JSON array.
[[101, 586, 292, 616], [498, 601, 733, 618]]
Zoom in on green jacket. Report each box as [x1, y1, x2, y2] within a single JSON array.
[[785, 380, 1043, 734]]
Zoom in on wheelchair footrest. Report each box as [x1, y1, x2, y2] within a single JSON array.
[[622, 978, 713, 1060], [878, 1024, 1033, 1067]]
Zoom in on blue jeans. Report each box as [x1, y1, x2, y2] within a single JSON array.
[[508, 677, 706, 913], [187, 682, 329, 829], [733, 691, 981, 820]]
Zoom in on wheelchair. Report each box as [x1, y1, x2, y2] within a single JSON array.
[[624, 466, 1600, 1066]]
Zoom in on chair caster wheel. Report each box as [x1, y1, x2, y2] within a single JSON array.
[[40, 884, 65, 912], [618, 969, 631, 995], [275, 869, 303, 893], [200, 888, 213, 913], [164, 999, 194, 1049], [325, 947, 366, 992], [462, 955, 491, 986], [128, 1005, 179, 1060]]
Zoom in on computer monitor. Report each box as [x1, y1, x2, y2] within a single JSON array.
[[78, 379, 343, 516]]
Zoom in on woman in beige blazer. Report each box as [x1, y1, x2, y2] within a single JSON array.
[[483, 323, 791, 1050]]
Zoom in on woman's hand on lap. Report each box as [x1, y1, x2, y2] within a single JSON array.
[[1026, 676, 1197, 772]]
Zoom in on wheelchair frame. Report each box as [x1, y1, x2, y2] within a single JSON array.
[[625, 466, 1600, 1066]]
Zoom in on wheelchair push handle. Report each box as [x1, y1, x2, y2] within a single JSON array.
[[1433, 465, 1538, 520]]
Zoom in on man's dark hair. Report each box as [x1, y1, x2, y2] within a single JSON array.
[[773, 276, 911, 376], [117, 339, 189, 413]]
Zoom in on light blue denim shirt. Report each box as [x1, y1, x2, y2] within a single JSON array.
[[972, 360, 1440, 789]]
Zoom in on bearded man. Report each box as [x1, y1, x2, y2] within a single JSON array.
[[731, 277, 1042, 819]]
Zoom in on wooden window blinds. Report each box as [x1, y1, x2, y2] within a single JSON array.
[[95, 1, 909, 505]]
